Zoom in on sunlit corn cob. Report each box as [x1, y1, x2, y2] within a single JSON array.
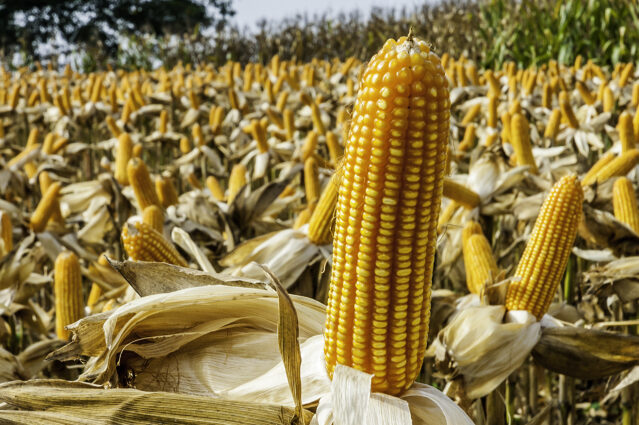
[[304, 157, 320, 212], [187, 172, 202, 189], [228, 163, 247, 203], [284, 108, 295, 140], [308, 172, 340, 245], [326, 131, 343, 166], [442, 178, 480, 209], [159, 110, 168, 134], [603, 86, 615, 112], [302, 130, 319, 162], [205, 175, 225, 202], [510, 113, 538, 173], [87, 254, 110, 309], [38, 171, 64, 225], [544, 108, 561, 140], [0, 211, 12, 255], [581, 152, 615, 186], [30, 182, 62, 233], [576, 81, 595, 106], [128, 158, 161, 210], [461, 103, 481, 125], [155, 176, 179, 208], [324, 35, 450, 396], [462, 220, 483, 245], [458, 123, 476, 152], [559, 92, 579, 129], [618, 63, 634, 88], [612, 177, 639, 234], [54, 251, 84, 340], [541, 83, 552, 109], [487, 95, 498, 128], [122, 221, 188, 267], [142, 205, 164, 233], [500, 111, 511, 144], [505, 175, 583, 319], [293, 206, 312, 229], [618, 112, 635, 153], [632, 82, 639, 108], [114, 133, 133, 185], [251, 119, 269, 153], [583, 149, 639, 185], [463, 233, 500, 295]]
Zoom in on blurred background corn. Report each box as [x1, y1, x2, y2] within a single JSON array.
[[128, 158, 161, 210], [307, 172, 339, 245], [30, 182, 62, 233]]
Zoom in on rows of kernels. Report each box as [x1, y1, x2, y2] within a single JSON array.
[[122, 222, 188, 267], [505, 175, 583, 319], [324, 35, 449, 395], [54, 251, 84, 340], [612, 177, 639, 234]]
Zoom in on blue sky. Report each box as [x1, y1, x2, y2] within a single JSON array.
[[231, 0, 432, 30]]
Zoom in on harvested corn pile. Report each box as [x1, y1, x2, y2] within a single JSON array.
[[0, 33, 638, 425]]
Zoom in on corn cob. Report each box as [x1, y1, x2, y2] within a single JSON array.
[[159, 110, 168, 134], [585, 149, 639, 185], [0, 211, 12, 255], [54, 251, 84, 340], [483, 132, 499, 147], [544, 108, 561, 140], [581, 152, 615, 186], [619, 63, 634, 88], [487, 95, 498, 128], [576, 81, 595, 105], [122, 221, 188, 267], [30, 182, 62, 233], [276, 91, 289, 111], [265, 107, 284, 129], [464, 233, 500, 295], [251, 119, 269, 153], [308, 172, 340, 245], [192, 123, 204, 147], [461, 103, 481, 125], [293, 206, 312, 229], [541, 82, 552, 109], [500, 111, 511, 144], [304, 157, 320, 212], [510, 113, 538, 173], [462, 220, 483, 244], [458, 123, 476, 152], [50, 136, 69, 155], [559, 92, 579, 129], [612, 177, 639, 234], [142, 205, 164, 233], [155, 176, 179, 208], [302, 130, 319, 162], [228, 163, 247, 203], [187, 172, 202, 189], [508, 99, 521, 116], [209, 106, 224, 134], [311, 102, 326, 135], [442, 178, 480, 209], [324, 35, 449, 395], [180, 136, 192, 154], [618, 112, 635, 153], [632, 83, 639, 108], [326, 131, 343, 166], [505, 175, 583, 319], [206, 176, 225, 201], [87, 254, 110, 309], [284, 108, 295, 140], [38, 171, 64, 224], [115, 133, 133, 185], [603, 86, 615, 112], [128, 158, 161, 210], [634, 108, 639, 145]]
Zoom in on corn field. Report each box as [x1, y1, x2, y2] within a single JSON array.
[[0, 32, 638, 425]]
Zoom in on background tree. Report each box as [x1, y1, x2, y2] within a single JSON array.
[[0, 0, 234, 65]]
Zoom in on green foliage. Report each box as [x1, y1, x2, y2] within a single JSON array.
[[479, 0, 639, 68]]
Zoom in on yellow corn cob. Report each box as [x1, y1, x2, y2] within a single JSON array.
[[50, 136, 69, 155], [634, 108, 639, 145], [500, 111, 511, 144], [302, 130, 318, 162], [39, 171, 64, 224], [27, 90, 39, 107], [0, 211, 12, 255], [26, 128, 39, 148], [541, 82, 552, 109], [304, 157, 320, 212], [505, 175, 583, 319], [128, 158, 161, 210], [209, 106, 224, 135], [114, 133, 133, 185], [188, 90, 200, 110], [87, 254, 110, 309], [467, 63, 479, 86], [180, 136, 192, 154], [155, 176, 179, 208], [54, 251, 84, 340], [612, 177, 639, 234], [276, 91, 289, 111], [311, 102, 326, 135], [632, 83, 639, 108], [293, 206, 312, 229], [442, 178, 480, 209], [559, 92, 579, 129], [250, 119, 269, 153], [576, 81, 595, 105], [206, 175, 225, 201], [618, 112, 635, 153], [619, 63, 634, 88], [142, 205, 164, 234], [187, 172, 202, 189], [284, 108, 295, 140], [586, 149, 639, 185], [122, 221, 188, 267], [462, 220, 483, 244], [461, 103, 481, 125], [544, 108, 561, 140], [324, 35, 449, 395], [192, 123, 205, 147], [265, 107, 284, 129], [523, 70, 537, 95], [458, 123, 476, 152], [8, 84, 20, 109], [483, 132, 499, 147], [106, 116, 122, 138], [228, 163, 247, 203], [159, 110, 168, 133], [597, 81, 607, 102], [603, 86, 615, 112], [508, 99, 522, 116], [581, 152, 615, 186], [30, 182, 62, 233], [487, 95, 498, 128], [510, 113, 538, 173], [229, 88, 240, 110], [464, 233, 500, 295], [326, 131, 343, 166], [308, 172, 340, 245]]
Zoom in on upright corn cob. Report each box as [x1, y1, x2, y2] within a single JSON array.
[[510, 113, 538, 173], [442, 178, 480, 209], [206, 176, 225, 201], [142, 205, 164, 233], [228, 163, 247, 203], [618, 112, 635, 153], [612, 177, 639, 234], [308, 172, 340, 245], [128, 158, 161, 210], [122, 221, 188, 267], [31, 182, 62, 233], [115, 133, 133, 185], [324, 35, 450, 395], [505, 175, 583, 319], [155, 176, 179, 208], [0, 211, 12, 255], [304, 157, 320, 212], [463, 232, 500, 295], [54, 251, 84, 340], [581, 152, 615, 186]]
